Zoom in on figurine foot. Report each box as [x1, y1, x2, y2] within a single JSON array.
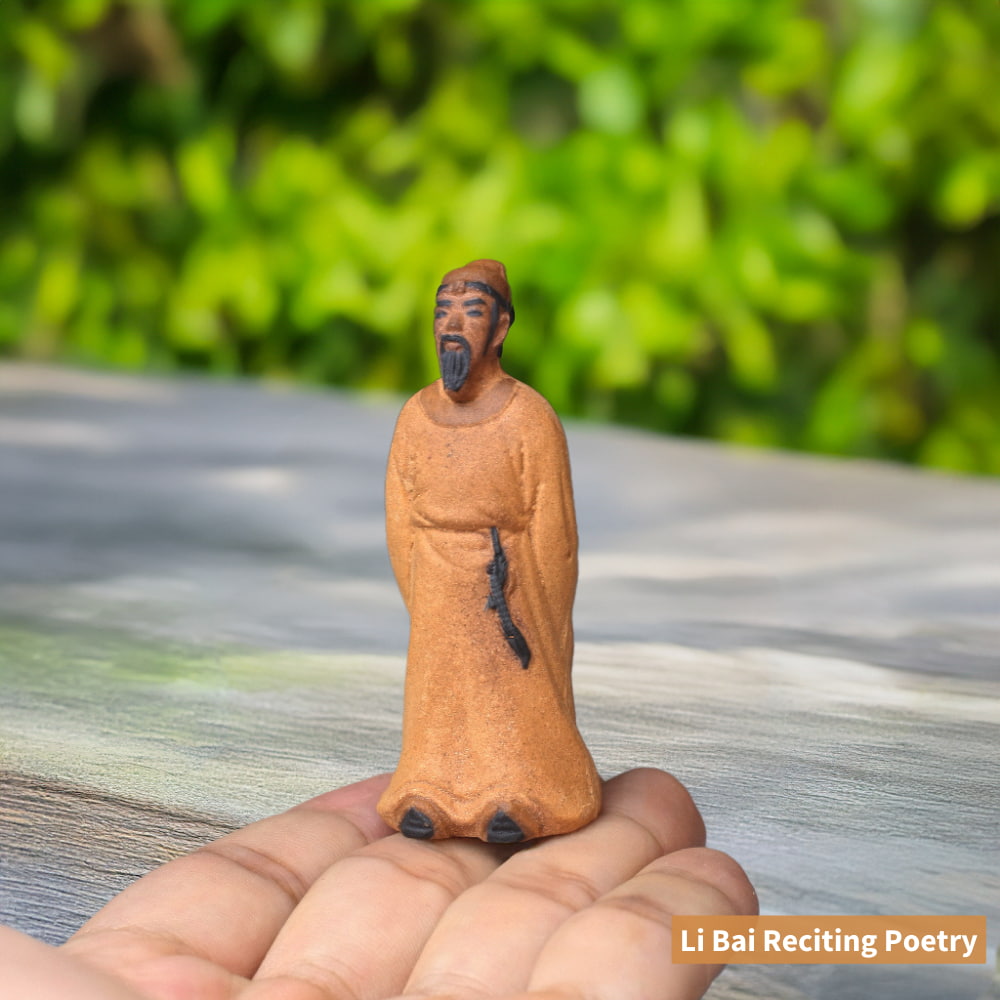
[[399, 807, 436, 840], [485, 810, 525, 844]]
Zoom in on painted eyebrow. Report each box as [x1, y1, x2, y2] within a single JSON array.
[[462, 298, 487, 308], [435, 299, 452, 307]]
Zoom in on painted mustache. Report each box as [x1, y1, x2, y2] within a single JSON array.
[[439, 334, 472, 392]]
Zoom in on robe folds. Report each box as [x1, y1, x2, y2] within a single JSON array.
[[377, 380, 602, 840]]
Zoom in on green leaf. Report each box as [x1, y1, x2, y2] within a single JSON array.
[[35, 248, 81, 326], [934, 155, 997, 229], [14, 19, 74, 84], [177, 132, 233, 217], [578, 64, 644, 135], [645, 167, 709, 279]]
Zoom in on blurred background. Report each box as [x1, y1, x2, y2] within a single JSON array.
[[0, 0, 997, 472]]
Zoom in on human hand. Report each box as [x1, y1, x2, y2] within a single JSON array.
[[2, 768, 756, 1000]]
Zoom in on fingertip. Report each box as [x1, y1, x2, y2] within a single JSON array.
[[296, 773, 395, 842], [602, 768, 706, 852], [654, 846, 759, 917]]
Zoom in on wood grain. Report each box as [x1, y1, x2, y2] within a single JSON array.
[[1, 363, 997, 999]]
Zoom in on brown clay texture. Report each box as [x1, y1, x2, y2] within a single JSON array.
[[377, 262, 601, 842]]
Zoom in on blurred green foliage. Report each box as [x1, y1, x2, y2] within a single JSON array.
[[1, 0, 998, 472]]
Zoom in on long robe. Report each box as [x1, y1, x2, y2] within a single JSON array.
[[377, 379, 602, 840]]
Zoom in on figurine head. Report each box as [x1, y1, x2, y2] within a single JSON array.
[[435, 260, 515, 393]]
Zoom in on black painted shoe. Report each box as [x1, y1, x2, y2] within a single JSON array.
[[485, 810, 525, 844], [399, 807, 435, 839]]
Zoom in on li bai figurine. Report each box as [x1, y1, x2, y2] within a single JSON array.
[[377, 260, 602, 843]]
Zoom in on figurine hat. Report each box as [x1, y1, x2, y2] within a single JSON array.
[[440, 259, 514, 323]]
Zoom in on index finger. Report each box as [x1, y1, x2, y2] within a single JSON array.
[[64, 774, 393, 980]]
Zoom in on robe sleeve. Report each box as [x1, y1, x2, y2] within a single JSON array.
[[385, 405, 415, 609], [521, 395, 578, 655]]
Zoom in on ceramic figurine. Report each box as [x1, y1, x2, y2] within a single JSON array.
[[376, 260, 602, 843]]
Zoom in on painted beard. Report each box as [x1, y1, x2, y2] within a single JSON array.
[[438, 334, 472, 392]]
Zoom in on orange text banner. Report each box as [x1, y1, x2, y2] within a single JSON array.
[[672, 915, 987, 965]]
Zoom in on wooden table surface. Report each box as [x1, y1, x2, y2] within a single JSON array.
[[1, 363, 998, 1000]]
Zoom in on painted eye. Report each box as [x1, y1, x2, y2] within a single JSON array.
[[466, 310, 483, 317], [434, 311, 445, 319]]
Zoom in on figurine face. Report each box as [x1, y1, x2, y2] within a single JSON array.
[[434, 283, 503, 392]]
